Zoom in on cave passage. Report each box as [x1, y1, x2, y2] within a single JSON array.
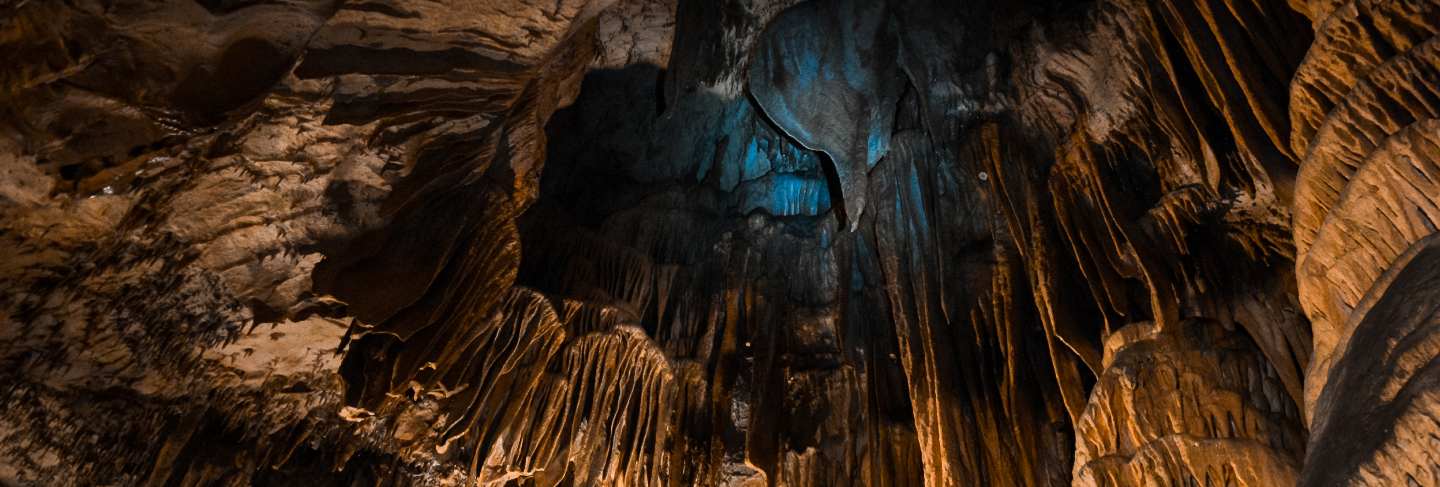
[[4, 0, 1440, 485]]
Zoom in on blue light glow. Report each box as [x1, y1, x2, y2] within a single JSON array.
[[735, 173, 831, 217]]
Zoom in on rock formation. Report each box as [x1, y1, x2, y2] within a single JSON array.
[[1, 0, 1439, 485]]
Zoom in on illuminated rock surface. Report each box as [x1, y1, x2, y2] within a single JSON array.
[[1, 0, 1439, 485]]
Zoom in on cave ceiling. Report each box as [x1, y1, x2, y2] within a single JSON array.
[[2, 0, 1440, 485]]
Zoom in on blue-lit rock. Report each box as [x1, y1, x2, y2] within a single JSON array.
[[747, 0, 903, 230], [734, 173, 832, 217]]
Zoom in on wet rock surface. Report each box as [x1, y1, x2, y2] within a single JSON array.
[[2, 0, 1440, 486]]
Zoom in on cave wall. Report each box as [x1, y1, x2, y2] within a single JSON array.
[[2, 0, 1440, 485]]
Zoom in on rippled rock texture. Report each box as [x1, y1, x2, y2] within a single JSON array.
[[3, 0, 1440, 485]]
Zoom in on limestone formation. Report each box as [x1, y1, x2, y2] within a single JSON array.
[[2, 0, 1440, 486]]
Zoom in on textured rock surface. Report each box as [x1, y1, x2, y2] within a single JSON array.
[[1288, 0, 1440, 424], [1286, 0, 1440, 483], [1302, 234, 1440, 486], [1073, 320, 1302, 485], [2, 0, 1440, 485]]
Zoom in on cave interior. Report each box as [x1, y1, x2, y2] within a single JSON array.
[[2, 0, 1440, 485]]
